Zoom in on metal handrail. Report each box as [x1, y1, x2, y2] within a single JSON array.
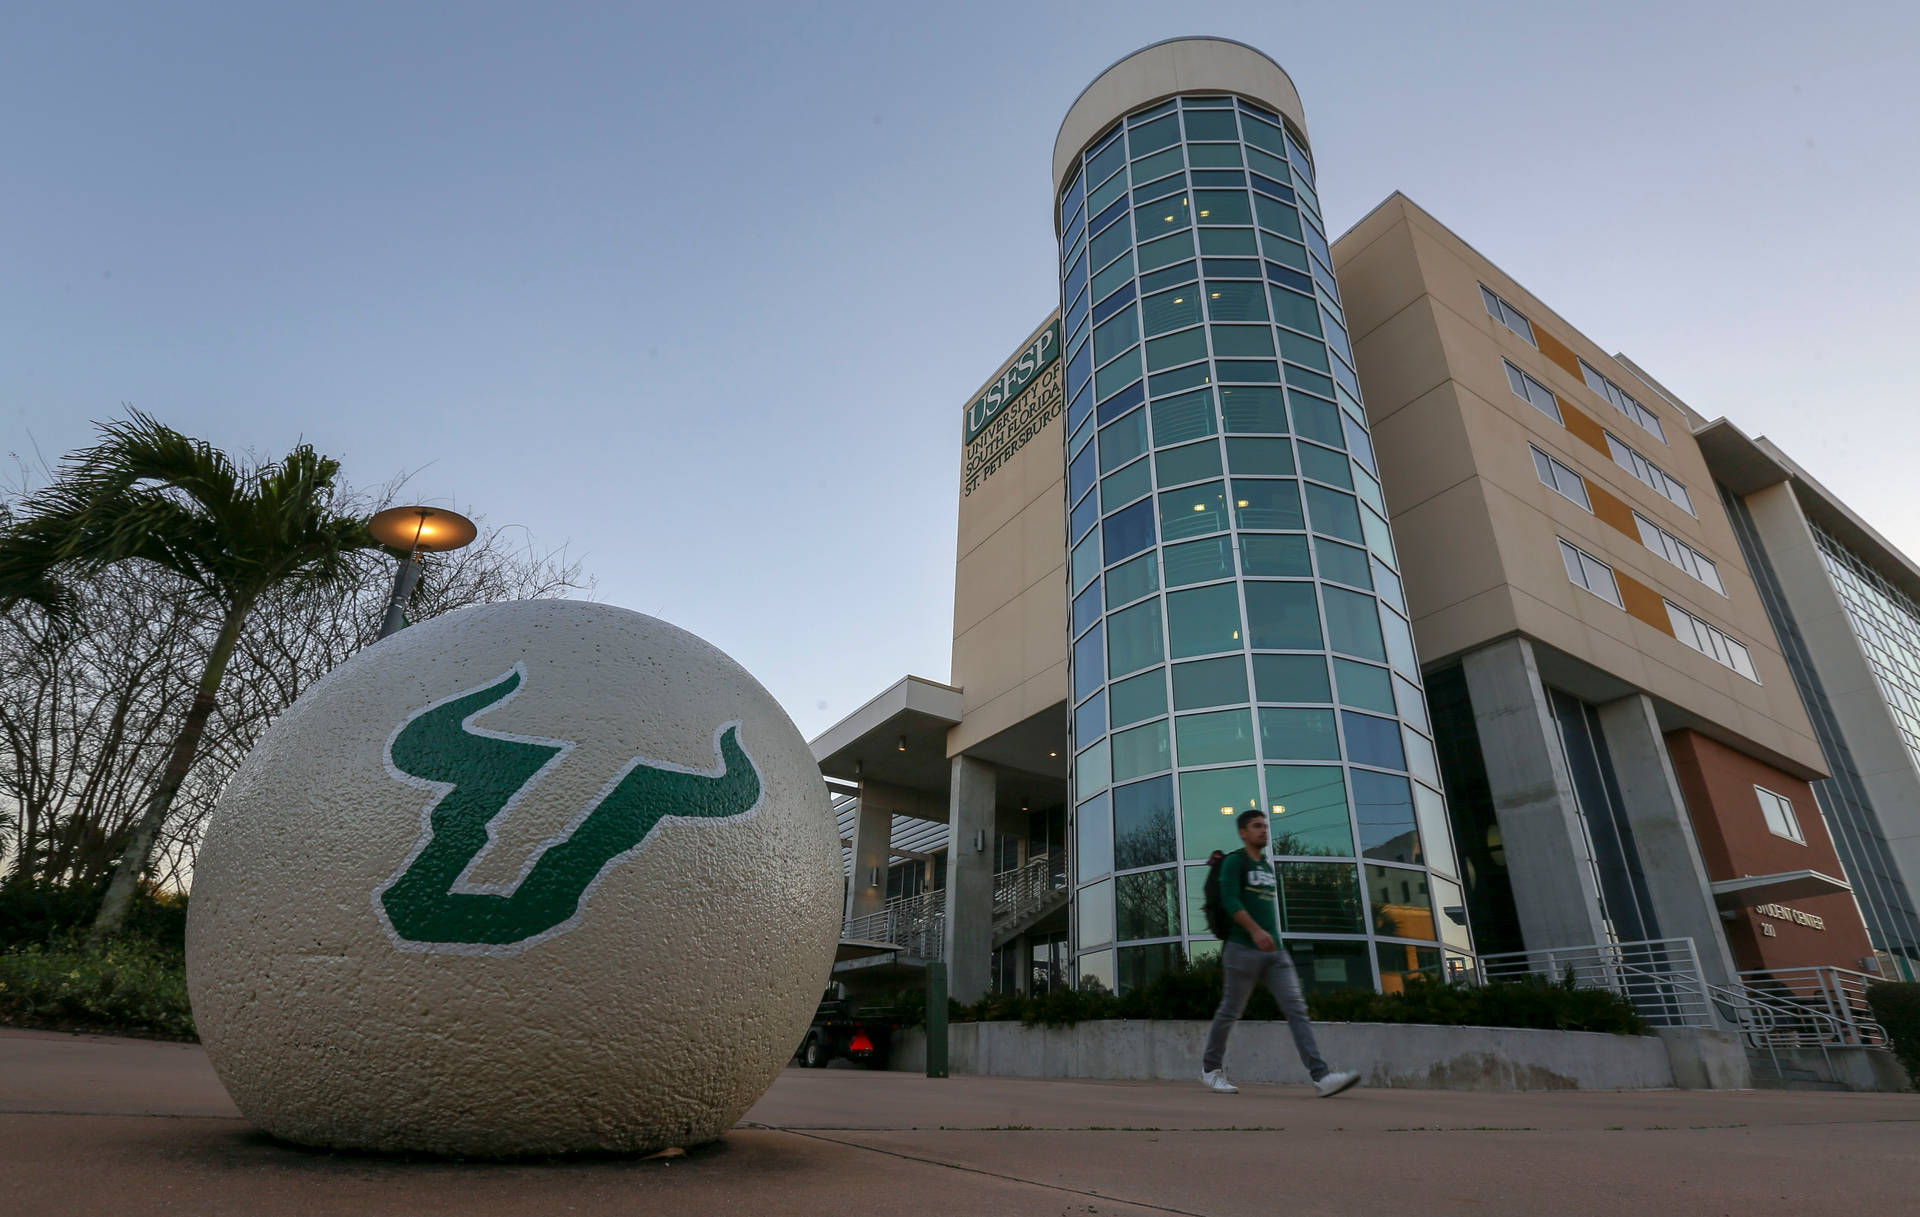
[[1736, 966, 1889, 1047]]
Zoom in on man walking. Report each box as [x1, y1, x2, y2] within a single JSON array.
[[1201, 809, 1360, 1097]]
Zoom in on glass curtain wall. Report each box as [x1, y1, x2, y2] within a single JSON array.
[[1057, 95, 1471, 994]]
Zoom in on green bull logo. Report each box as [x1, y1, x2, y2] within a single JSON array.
[[373, 664, 762, 955]]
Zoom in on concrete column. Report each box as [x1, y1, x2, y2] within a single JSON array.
[[1461, 638, 1612, 950], [1595, 693, 1740, 990], [946, 754, 997, 1003], [846, 788, 893, 925]]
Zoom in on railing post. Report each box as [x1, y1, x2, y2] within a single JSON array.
[[926, 961, 949, 1079]]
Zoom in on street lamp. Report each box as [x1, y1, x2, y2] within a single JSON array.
[[367, 505, 478, 639]]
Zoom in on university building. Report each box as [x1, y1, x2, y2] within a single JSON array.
[[813, 38, 1918, 1009]]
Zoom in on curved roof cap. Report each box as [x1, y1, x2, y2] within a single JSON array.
[[1053, 37, 1308, 200]]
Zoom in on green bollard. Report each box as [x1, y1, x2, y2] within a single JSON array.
[[926, 961, 949, 1079]]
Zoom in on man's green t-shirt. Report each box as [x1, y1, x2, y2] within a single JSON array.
[[1219, 849, 1278, 948]]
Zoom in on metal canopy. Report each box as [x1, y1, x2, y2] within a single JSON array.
[[1709, 869, 1853, 908]]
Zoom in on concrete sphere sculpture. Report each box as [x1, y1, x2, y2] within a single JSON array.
[[185, 599, 842, 1156]]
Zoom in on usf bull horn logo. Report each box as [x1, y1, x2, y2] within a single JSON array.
[[372, 664, 762, 955]]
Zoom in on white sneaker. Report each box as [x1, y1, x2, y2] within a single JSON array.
[[1315, 1070, 1360, 1098], [1200, 1069, 1239, 1093]]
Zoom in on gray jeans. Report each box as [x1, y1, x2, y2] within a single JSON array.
[[1203, 941, 1328, 1081]]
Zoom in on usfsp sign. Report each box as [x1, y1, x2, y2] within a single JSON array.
[[964, 321, 1060, 443]]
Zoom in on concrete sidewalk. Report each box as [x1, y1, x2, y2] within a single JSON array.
[[5, 1027, 1918, 1216]]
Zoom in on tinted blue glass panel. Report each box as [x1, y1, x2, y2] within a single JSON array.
[[1065, 287, 1090, 340], [1182, 109, 1238, 141], [1249, 174, 1295, 202], [1130, 113, 1179, 155], [1190, 169, 1247, 187], [1267, 263, 1315, 294], [1074, 624, 1105, 702], [1324, 586, 1387, 660], [1244, 581, 1322, 650], [1086, 137, 1125, 188], [1286, 365, 1337, 400], [1090, 194, 1129, 235], [1140, 260, 1197, 294], [1097, 379, 1146, 426], [1150, 364, 1212, 396], [1343, 711, 1405, 771], [1067, 380, 1093, 434], [1071, 487, 1100, 544], [1203, 258, 1262, 279], [1351, 770, 1418, 862], [1075, 689, 1107, 743], [1285, 132, 1315, 182], [1103, 498, 1157, 565], [1241, 114, 1286, 155], [1332, 355, 1362, 400], [1073, 579, 1104, 637], [1060, 171, 1084, 228], [1311, 258, 1341, 304], [1091, 221, 1132, 272], [1291, 395, 1344, 447], [1343, 415, 1377, 475], [1069, 439, 1098, 502], [1303, 222, 1334, 271], [1216, 360, 1279, 383], [1093, 281, 1137, 326], [1067, 342, 1092, 401]]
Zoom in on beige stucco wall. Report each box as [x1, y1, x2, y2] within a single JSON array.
[[950, 314, 1068, 757], [1333, 194, 1825, 775]]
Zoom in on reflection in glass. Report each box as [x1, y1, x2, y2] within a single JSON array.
[[1116, 869, 1180, 940], [1076, 792, 1112, 883], [1352, 769, 1419, 863], [1366, 864, 1434, 941], [1265, 765, 1352, 857], [1118, 941, 1183, 994], [1178, 766, 1260, 859], [1277, 862, 1364, 934], [1114, 775, 1177, 869]]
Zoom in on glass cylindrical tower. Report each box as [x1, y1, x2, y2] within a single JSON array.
[[1055, 38, 1472, 995]]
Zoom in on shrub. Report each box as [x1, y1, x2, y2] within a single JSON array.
[[942, 955, 1646, 1035], [0, 881, 188, 953], [1866, 982, 1920, 1080], [0, 939, 195, 1040]]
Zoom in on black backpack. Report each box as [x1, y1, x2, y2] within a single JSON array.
[[1201, 850, 1232, 940]]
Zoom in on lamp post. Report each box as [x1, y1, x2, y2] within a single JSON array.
[[367, 505, 478, 639]]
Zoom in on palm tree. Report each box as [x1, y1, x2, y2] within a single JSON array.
[[0, 412, 373, 939]]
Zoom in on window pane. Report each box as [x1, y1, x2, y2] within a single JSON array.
[[1298, 443, 1353, 489], [1189, 141, 1241, 167], [1315, 537, 1371, 587], [1073, 622, 1104, 701], [1199, 226, 1259, 256], [1093, 306, 1140, 365], [1333, 658, 1396, 713], [1304, 483, 1363, 543], [1167, 583, 1243, 658], [1151, 387, 1217, 445], [1129, 112, 1180, 155], [1106, 550, 1159, 609], [1206, 280, 1267, 323], [1078, 877, 1115, 947], [1111, 718, 1171, 783], [1342, 709, 1406, 770], [1211, 324, 1274, 358], [1143, 285, 1203, 336], [1241, 533, 1313, 577], [1107, 597, 1165, 677], [1147, 326, 1208, 372], [1131, 144, 1183, 183], [1076, 793, 1112, 883], [1179, 766, 1261, 859], [1108, 667, 1167, 728], [1219, 385, 1288, 432], [1324, 586, 1387, 661], [1073, 579, 1103, 637], [1291, 395, 1345, 448], [1266, 766, 1352, 857], [1193, 189, 1251, 226], [1352, 769, 1419, 863], [1270, 283, 1321, 334], [1075, 688, 1106, 743], [1137, 230, 1196, 272], [1226, 437, 1294, 475], [1414, 783, 1456, 878], [1278, 862, 1364, 934], [1367, 865, 1435, 941], [1234, 477, 1304, 531], [1113, 775, 1177, 869], [1261, 707, 1341, 761], [1095, 348, 1142, 401], [1092, 250, 1135, 302], [1176, 708, 1256, 765], [1253, 653, 1331, 703], [1156, 439, 1222, 486], [1159, 479, 1230, 541], [1163, 534, 1235, 587], [1072, 528, 1101, 596], [1244, 580, 1321, 650], [1102, 497, 1156, 566], [1075, 736, 1110, 801], [1102, 456, 1153, 513], [1287, 938, 1372, 995], [1173, 655, 1249, 710], [1099, 408, 1150, 474], [1255, 193, 1303, 240], [1116, 870, 1179, 944]]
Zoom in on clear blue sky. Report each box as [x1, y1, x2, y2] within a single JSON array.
[[4, 2, 1916, 738]]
